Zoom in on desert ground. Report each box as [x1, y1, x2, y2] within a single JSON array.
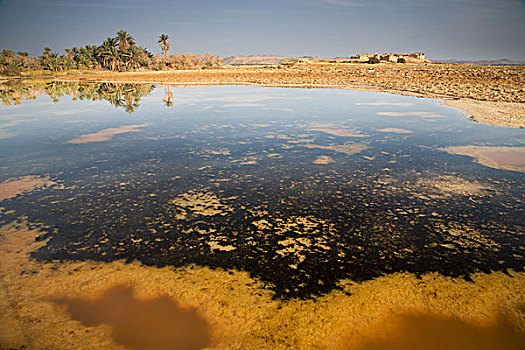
[[46, 63, 525, 128]]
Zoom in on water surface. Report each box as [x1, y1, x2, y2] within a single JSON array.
[[1, 82, 523, 298]]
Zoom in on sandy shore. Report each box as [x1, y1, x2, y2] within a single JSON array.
[[51, 63, 525, 128], [1, 221, 524, 349]]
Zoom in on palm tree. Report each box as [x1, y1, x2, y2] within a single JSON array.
[[116, 30, 135, 51], [42, 52, 59, 71], [64, 48, 75, 69], [157, 34, 170, 57], [83, 45, 99, 68], [1, 49, 15, 64], [123, 46, 145, 70], [103, 37, 118, 48], [109, 46, 121, 71], [98, 40, 119, 70], [42, 47, 52, 58]]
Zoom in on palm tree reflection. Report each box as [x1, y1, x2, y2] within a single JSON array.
[[163, 86, 174, 107], [0, 80, 155, 113]]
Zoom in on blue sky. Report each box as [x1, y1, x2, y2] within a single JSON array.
[[0, 0, 524, 60]]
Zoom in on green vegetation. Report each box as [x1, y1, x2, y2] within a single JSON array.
[[0, 30, 221, 76]]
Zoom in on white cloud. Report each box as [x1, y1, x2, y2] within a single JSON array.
[[49, 108, 97, 116], [355, 102, 414, 107], [377, 111, 445, 118], [221, 103, 266, 108], [173, 93, 310, 105]]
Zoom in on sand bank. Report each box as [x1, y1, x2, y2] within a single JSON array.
[[1, 221, 523, 349], [443, 99, 525, 129]]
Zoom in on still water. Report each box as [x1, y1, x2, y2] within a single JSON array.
[[0, 82, 523, 299]]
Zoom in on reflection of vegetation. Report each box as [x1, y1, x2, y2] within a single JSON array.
[[0, 80, 37, 105], [0, 80, 155, 113], [163, 86, 174, 107]]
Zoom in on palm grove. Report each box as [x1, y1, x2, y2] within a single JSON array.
[[0, 30, 222, 75]]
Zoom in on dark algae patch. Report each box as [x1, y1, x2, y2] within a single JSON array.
[[1, 82, 524, 299]]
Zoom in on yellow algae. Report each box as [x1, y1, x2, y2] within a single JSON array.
[[267, 153, 283, 158], [0, 175, 55, 201], [415, 175, 496, 197], [169, 190, 233, 217], [313, 155, 335, 164], [252, 219, 272, 231], [208, 240, 237, 252]]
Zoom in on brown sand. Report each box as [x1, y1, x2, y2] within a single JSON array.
[[443, 99, 525, 129], [51, 64, 525, 128], [66, 124, 149, 144], [52, 284, 211, 350], [351, 313, 525, 350], [0, 175, 55, 201], [1, 221, 524, 349], [442, 146, 525, 172]]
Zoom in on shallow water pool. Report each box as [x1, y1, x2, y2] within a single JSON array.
[[0, 82, 523, 298]]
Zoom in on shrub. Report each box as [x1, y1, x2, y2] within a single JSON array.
[[397, 57, 406, 63], [0, 65, 21, 76], [368, 56, 380, 64]]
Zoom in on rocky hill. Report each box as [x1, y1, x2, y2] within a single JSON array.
[[437, 59, 525, 66], [223, 55, 295, 65]]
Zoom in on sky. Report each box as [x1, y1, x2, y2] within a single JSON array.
[[0, 0, 524, 60]]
